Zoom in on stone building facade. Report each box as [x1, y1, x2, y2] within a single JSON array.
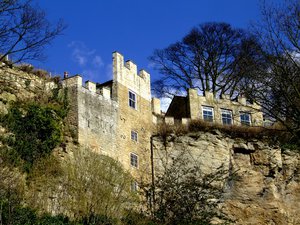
[[62, 52, 264, 182], [63, 52, 160, 182], [165, 89, 263, 126]]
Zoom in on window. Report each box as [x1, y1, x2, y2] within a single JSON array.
[[129, 91, 136, 109], [240, 112, 251, 126], [131, 130, 138, 142], [221, 109, 232, 125], [130, 153, 138, 168], [202, 106, 214, 122], [131, 181, 138, 192]]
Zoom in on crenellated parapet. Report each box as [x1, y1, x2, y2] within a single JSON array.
[[113, 51, 151, 101], [195, 90, 261, 110], [62, 75, 113, 101]]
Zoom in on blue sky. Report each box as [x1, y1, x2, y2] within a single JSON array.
[[35, 0, 281, 84]]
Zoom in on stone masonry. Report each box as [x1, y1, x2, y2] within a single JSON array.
[[62, 52, 265, 182], [63, 52, 159, 182], [165, 89, 263, 126]]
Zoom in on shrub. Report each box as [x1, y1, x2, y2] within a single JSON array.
[[79, 214, 116, 225], [0, 201, 74, 225], [188, 119, 287, 141], [32, 69, 49, 79], [157, 123, 188, 138], [141, 150, 230, 225], [59, 149, 138, 221], [3, 102, 63, 171], [122, 211, 159, 225], [18, 64, 34, 73], [50, 76, 61, 84]]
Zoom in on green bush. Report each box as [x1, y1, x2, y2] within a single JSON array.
[[122, 211, 159, 225], [0, 201, 76, 225], [0, 201, 37, 225], [80, 214, 116, 225], [3, 102, 63, 171]]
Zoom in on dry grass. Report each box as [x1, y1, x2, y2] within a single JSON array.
[[157, 119, 289, 142], [189, 119, 288, 140], [157, 123, 189, 139]]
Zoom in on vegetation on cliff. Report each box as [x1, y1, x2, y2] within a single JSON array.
[[0, 72, 141, 224]]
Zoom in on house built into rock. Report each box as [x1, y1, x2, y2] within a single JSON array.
[[62, 52, 264, 182]]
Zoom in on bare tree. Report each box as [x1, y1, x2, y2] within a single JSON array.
[[59, 148, 137, 220], [241, 0, 300, 140], [0, 0, 66, 65], [150, 22, 261, 98], [142, 150, 230, 225]]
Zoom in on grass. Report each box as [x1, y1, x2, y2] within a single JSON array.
[[157, 119, 289, 143]]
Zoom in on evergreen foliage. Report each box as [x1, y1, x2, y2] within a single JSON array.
[[2, 102, 64, 171]]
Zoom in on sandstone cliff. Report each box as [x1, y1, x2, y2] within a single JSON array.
[[152, 131, 300, 225]]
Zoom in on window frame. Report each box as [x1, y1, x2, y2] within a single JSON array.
[[130, 152, 138, 168], [131, 181, 138, 192], [221, 109, 233, 125], [240, 112, 251, 126], [202, 106, 214, 122], [131, 130, 138, 142], [128, 90, 137, 109]]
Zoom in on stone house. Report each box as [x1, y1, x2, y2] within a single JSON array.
[[62, 52, 161, 184], [165, 89, 263, 126], [62, 52, 264, 185]]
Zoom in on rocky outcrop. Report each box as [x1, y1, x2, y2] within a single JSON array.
[[0, 67, 56, 115], [152, 131, 300, 225]]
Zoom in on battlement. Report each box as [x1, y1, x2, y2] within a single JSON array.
[[193, 90, 260, 110], [113, 51, 151, 101], [62, 75, 112, 100]]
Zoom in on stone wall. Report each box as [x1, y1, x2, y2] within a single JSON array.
[[0, 67, 56, 115], [112, 52, 151, 101], [78, 88, 118, 156], [188, 89, 263, 126], [112, 52, 153, 181], [62, 52, 154, 182], [62, 76, 119, 159], [152, 132, 300, 225]]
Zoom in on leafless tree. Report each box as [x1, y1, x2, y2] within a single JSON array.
[[142, 149, 230, 225], [0, 0, 66, 65], [241, 0, 300, 140], [150, 22, 261, 98]]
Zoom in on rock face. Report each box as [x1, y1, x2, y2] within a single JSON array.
[[0, 67, 56, 115], [152, 132, 300, 225]]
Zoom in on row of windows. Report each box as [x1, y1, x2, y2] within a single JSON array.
[[202, 106, 251, 126], [128, 91, 139, 191]]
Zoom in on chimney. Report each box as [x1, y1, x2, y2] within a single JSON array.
[[64, 71, 69, 79]]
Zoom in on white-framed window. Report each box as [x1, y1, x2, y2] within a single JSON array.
[[131, 130, 138, 142], [240, 112, 251, 126], [130, 153, 138, 168], [131, 181, 138, 192], [221, 109, 233, 125], [129, 90, 136, 109], [202, 106, 214, 122]]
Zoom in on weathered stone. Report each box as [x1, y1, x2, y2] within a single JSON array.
[[153, 131, 300, 225], [0, 91, 17, 102]]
